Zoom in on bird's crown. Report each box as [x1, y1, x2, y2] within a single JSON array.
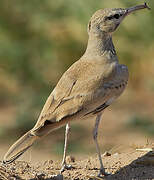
[[88, 3, 150, 35]]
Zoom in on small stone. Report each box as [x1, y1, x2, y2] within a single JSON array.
[[36, 172, 45, 179], [103, 152, 111, 157], [66, 156, 75, 163], [113, 153, 119, 156], [44, 159, 53, 166]]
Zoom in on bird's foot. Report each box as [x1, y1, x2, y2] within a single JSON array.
[[97, 168, 110, 178], [60, 163, 73, 173]]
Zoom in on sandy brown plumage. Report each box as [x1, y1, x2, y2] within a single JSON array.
[[3, 2, 150, 176]]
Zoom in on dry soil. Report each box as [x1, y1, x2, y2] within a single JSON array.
[[0, 150, 154, 180]]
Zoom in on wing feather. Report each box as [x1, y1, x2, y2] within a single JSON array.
[[32, 60, 128, 133]]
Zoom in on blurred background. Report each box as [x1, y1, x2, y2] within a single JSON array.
[[0, 0, 154, 163]]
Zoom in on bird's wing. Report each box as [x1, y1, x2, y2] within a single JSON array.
[[32, 60, 127, 133], [32, 72, 78, 131]]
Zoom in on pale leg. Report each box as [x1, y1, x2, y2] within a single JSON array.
[[93, 113, 108, 176], [60, 123, 72, 173]]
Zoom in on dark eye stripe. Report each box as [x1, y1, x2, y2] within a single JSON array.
[[106, 13, 123, 20], [107, 16, 114, 20]]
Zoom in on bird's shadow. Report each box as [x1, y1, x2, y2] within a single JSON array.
[[105, 151, 154, 180]]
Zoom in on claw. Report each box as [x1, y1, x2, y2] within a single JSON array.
[[60, 164, 73, 173], [98, 168, 111, 177]]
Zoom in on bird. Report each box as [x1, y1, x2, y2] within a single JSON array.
[[3, 2, 150, 177]]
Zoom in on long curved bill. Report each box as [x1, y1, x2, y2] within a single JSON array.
[[125, 2, 150, 16]]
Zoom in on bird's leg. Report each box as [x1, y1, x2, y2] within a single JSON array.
[[93, 113, 109, 177], [60, 123, 72, 173]]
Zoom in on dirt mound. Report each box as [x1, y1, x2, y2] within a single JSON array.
[[0, 150, 154, 180]]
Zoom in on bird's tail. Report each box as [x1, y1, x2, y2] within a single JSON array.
[[3, 130, 39, 164]]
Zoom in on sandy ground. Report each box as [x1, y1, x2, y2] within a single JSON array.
[[0, 149, 154, 180], [0, 90, 154, 179]]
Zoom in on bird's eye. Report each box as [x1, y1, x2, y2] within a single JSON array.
[[113, 14, 120, 19]]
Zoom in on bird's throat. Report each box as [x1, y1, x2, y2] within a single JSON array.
[[85, 34, 118, 62]]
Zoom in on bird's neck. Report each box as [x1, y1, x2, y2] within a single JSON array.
[[84, 34, 118, 63]]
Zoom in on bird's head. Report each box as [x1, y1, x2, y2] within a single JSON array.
[[88, 3, 150, 37]]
